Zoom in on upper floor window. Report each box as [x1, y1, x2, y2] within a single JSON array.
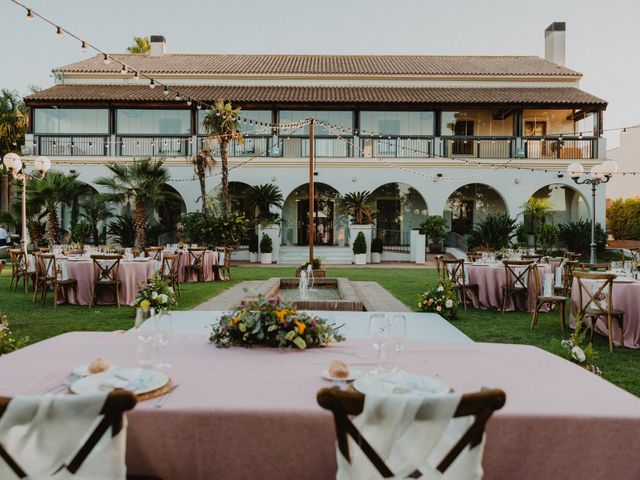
[[116, 109, 191, 135], [441, 110, 514, 137], [279, 111, 353, 136], [34, 108, 109, 134], [522, 109, 596, 137], [359, 111, 434, 136], [197, 109, 272, 135]]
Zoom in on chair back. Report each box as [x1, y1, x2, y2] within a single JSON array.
[[144, 246, 164, 260], [0, 390, 136, 478], [441, 258, 467, 285], [630, 248, 640, 262], [317, 388, 505, 478], [38, 247, 51, 253], [434, 254, 444, 279], [91, 255, 121, 283], [466, 253, 482, 263], [562, 259, 579, 292], [215, 246, 231, 268], [521, 254, 543, 264], [502, 260, 534, 290], [39, 253, 60, 281], [188, 248, 206, 267], [573, 271, 616, 319], [62, 249, 83, 256], [161, 252, 180, 278], [578, 262, 610, 272]]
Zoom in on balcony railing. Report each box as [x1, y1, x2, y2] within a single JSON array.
[[31, 134, 600, 160]]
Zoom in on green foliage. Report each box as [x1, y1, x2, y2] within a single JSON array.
[[371, 236, 384, 254], [260, 233, 273, 254], [421, 215, 447, 244], [210, 295, 344, 349], [127, 36, 150, 53], [0, 312, 29, 355], [70, 220, 91, 245], [607, 198, 640, 240], [108, 214, 136, 247], [80, 194, 112, 246], [557, 220, 607, 254], [561, 318, 601, 375], [339, 191, 377, 225], [536, 223, 559, 255], [135, 273, 177, 312], [0, 89, 27, 157], [469, 213, 517, 251], [300, 258, 322, 270], [417, 279, 460, 321], [248, 231, 259, 253], [353, 231, 367, 255], [181, 211, 248, 248], [246, 183, 284, 225], [515, 223, 528, 245]]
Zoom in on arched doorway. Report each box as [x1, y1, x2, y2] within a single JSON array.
[[369, 183, 428, 246], [60, 181, 100, 234], [207, 181, 252, 216], [282, 183, 340, 246], [444, 183, 507, 235], [526, 184, 589, 226]]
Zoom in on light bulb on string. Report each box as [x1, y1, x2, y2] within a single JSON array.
[[133, 71, 139, 80], [26, 9, 34, 21], [120, 65, 127, 75], [149, 79, 155, 89], [103, 54, 110, 64], [81, 41, 88, 51], [56, 26, 63, 38], [163, 86, 169, 96]]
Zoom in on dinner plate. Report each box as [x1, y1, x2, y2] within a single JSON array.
[[72, 363, 115, 377], [70, 368, 168, 395], [353, 372, 449, 396], [132, 258, 149, 262], [322, 368, 364, 382]]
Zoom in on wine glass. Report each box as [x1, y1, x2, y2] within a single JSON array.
[[368, 313, 390, 374], [389, 314, 407, 372], [134, 307, 154, 369], [154, 310, 173, 372]]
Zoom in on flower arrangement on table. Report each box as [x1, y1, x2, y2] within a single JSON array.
[[0, 312, 29, 356], [561, 318, 601, 375], [135, 273, 177, 312], [210, 295, 344, 349], [416, 279, 460, 321]]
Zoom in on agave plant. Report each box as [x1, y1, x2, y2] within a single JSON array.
[[469, 213, 518, 251], [246, 183, 284, 225], [557, 220, 607, 254], [339, 191, 377, 225]]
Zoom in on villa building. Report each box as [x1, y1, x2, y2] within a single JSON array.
[[13, 22, 607, 262]]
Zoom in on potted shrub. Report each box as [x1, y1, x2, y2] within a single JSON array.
[[371, 237, 383, 263], [249, 232, 259, 263], [260, 233, 273, 264], [296, 257, 325, 277], [421, 215, 447, 253], [353, 232, 367, 265]]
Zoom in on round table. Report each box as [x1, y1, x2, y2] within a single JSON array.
[[176, 251, 219, 283]]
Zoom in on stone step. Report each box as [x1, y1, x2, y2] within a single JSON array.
[[277, 246, 353, 264]]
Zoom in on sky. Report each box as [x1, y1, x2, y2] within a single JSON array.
[[1, 0, 639, 148]]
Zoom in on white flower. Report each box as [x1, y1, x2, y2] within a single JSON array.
[[445, 299, 453, 309], [151, 291, 159, 299], [437, 285, 444, 292], [571, 346, 586, 363], [560, 339, 573, 349], [436, 306, 442, 312], [158, 294, 168, 304]]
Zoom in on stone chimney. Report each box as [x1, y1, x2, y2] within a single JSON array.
[[150, 35, 166, 56], [545, 22, 565, 66]]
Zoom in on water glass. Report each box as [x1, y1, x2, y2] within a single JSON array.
[[134, 308, 155, 369], [154, 311, 173, 372], [389, 314, 407, 371], [368, 313, 390, 374]]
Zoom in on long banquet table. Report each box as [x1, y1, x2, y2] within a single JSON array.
[[1, 329, 639, 479]]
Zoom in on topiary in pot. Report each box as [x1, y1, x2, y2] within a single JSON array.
[[371, 237, 384, 263], [421, 215, 447, 253], [260, 233, 273, 264], [353, 231, 367, 264]]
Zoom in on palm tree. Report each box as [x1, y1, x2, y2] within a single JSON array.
[[127, 36, 150, 54], [246, 183, 284, 224], [80, 193, 112, 245], [522, 197, 554, 249], [190, 147, 216, 212], [202, 101, 244, 213], [26, 171, 80, 245], [339, 191, 377, 225], [0, 89, 27, 157], [96, 158, 173, 249]]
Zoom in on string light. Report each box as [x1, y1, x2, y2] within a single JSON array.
[[103, 53, 110, 64], [26, 8, 33, 20], [55, 26, 63, 38], [81, 41, 88, 51], [175, 92, 181, 101], [149, 79, 155, 89], [120, 65, 127, 75], [163, 85, 169, 96], [133, 71, 139, 80], [186, 98, 192, 106]]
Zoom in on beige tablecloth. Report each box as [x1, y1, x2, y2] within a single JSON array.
[[176, 251, 219, 283]]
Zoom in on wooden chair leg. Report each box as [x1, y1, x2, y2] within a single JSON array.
[[530, 303, 538, 330], [501, 290, 507, 314], [607, 315, 613, 353], [559, 301, 566, 335], [53, 284, 58, 310], [115, 285, 121, 308], [620, 316, 625, 349]]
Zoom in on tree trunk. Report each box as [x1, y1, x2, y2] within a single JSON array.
[[134, 198, 146, 249], [198, 160, 207, 212], [46, 207, 61, 245], [92, 223, 100, 246], [220, 138, 229, 215]]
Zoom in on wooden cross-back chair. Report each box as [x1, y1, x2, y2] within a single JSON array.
[[530, 264, 568, 334], [91, 255, 122, 307], [521, 254, 544, 264], [161, 252, 181, 296], [39, 254, 78, 309], [573, 271, 625, 352], [0, 390, 136, 479], [564, 251, 581, 261], [629, 248, 640, 262], [213, 247, 231, 281], [501, 260, 535, 313], [8, 249, 28, 293], [441, 258, 478, 310], [185, 247, 207, 282], [317, 388, 506, 479], [62, 249, 83, 256], [555, 259, 578, 297], [578, 262, 610, 272], [144, 246, 164, 261], [466, 253, 482, 263], [38, 247, 51, 253]]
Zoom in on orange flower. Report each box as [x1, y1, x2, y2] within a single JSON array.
[[276, 309, 289, 323], [295, 320, 306, 335]]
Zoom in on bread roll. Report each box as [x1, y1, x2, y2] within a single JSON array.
[[329, 359, 350, 379], [88, 358, 110, 374]]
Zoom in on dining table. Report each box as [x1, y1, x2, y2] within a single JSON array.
[[570, 275, 640, 348], [465, 262, 552, 312], [57, 256, 159, 306], [176, 250, 219, 283], [1, 325, 639, 479]]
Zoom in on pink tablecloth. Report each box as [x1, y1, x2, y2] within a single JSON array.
[[1, 332, 639, 480], [177, 251, 218, 283], [571, 277, 640, 348], [61, 259, 158, 306], [466, 263, 550, 312]]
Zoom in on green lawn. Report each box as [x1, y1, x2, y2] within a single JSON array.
[[1, 265, 638, 396]]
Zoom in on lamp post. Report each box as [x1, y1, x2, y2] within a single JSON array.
[[2, 153, 51, 278], [567, 160, 617, 264]]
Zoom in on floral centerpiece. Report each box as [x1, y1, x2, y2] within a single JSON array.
[[416, 279, 460, 321], [135, 273, 177, 312], [296, 257, 325, 277], [0, 312, 29, 356], [210, 295, 344, 349], [561, 318, 601, 375]]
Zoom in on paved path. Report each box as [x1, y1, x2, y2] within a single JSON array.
[[193, 281, 265, 311]]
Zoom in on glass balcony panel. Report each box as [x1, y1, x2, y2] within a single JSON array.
[[441, 110, 514, 137], [34, 108, 109, 134]]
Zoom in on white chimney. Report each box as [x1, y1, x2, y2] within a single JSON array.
[[545, 22, 565, 66], [150, 35, 166, 56]]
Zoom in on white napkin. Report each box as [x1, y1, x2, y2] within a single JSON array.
[[337, 391, 484, 480], [543, 273, 553, 297], [0, 393, 127, 479], [555, 262, 564, 289], [58, 261, 69, 281], [218, 252, 225, 266], [27, 254, 36, 273]]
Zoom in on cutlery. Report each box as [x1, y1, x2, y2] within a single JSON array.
[[155, 384, 179, 408]]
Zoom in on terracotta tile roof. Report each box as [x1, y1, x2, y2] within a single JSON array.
[[53, 54, 581, 77], [25, 84, 607, 106]]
